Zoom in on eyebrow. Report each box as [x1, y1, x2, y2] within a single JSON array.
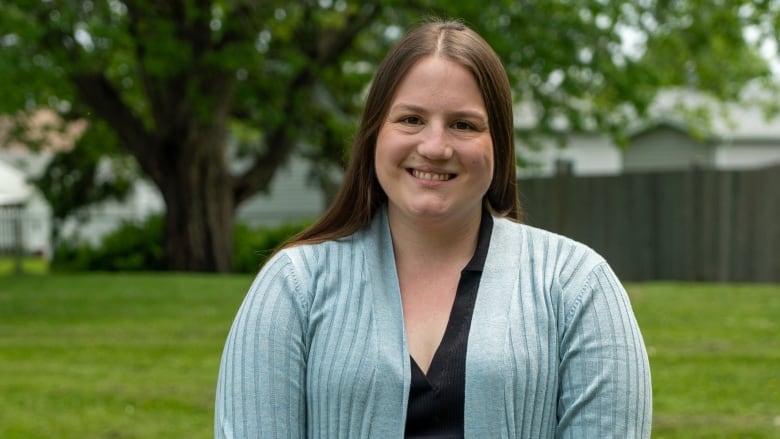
[[388, 103, 488, 122]]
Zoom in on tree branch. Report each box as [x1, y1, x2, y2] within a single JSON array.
[[316, 2, 383, 65], [231, 70, 314, 205], [214, 2, 273, 51], [231, 3, 387, 204], [70, 73, 158, 182]]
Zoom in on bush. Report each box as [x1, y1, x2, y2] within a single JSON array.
[[51, 216, 164, 271], [51, 215, 309, 272]]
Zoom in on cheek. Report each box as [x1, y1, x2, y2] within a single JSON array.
[[374, 134, 386, 169], [374, 143, 391, 176], [374, 129, 390, 163], [481, 160, 495, 189], [373, 139, 394, 190], [375, 134, 404, 171], [477, 145, 495, 183]]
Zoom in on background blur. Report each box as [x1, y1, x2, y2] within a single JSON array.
[[1, 1, 779, 438], [1, 0, 779, 276]]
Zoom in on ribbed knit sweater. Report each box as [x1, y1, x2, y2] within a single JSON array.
[[215, 207, 652, 438]]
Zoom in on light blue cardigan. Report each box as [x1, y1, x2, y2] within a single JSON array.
[[215, 208, 652, 438]]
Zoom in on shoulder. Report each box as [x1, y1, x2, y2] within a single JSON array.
[[263, 229, 370, 298], [490, 217, 623, 310], [276, 227, 368, 270], [488, 220, 639, 362], [492, 217, 607, 279]]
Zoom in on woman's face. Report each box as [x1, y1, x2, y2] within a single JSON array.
[[375, 55, 494, 226]]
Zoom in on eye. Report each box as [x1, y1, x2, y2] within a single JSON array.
[[400, 115, 423, 125], [452, 120, 475, 131]]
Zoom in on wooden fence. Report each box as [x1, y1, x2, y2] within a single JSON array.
[[518, 164, 780, 283]]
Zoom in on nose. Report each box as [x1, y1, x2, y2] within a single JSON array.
[[416, 123, 453, 160]]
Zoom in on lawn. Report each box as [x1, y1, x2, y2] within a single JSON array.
[[0, 273, 251, 439], [0, 256, 49, 275], [1, 275, 779, 438], [629, 283, 780, 438]]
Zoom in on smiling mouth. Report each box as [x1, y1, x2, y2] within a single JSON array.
[[409, 169, 455, 181]]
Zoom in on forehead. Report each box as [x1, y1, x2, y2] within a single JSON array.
[[388, 56, 485, 111]]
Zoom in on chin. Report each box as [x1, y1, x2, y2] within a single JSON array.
[[406, 204, 460, 223]]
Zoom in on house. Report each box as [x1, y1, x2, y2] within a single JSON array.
[[1, 109, 327, 250], [0, 143, 327, 250], [55, 154, 325, 246], [0, 159, 52, 257], [518, 96, 780, 177], [235, 157, 326, 227], [623, 103, 780, 172], [516, 132, 623, 178]]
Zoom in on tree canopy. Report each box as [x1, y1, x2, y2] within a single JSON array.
[[0, 0, 777, 271]]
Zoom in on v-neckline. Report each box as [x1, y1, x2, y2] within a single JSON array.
[[408, 212, 493, 383], [403, 211, 495, 438], [414, 271, 481, 377]]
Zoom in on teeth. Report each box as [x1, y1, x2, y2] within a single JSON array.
[[412, 169, 451, 181]]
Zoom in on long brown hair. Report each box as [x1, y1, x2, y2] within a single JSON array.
[[285, 19, 520, 248]]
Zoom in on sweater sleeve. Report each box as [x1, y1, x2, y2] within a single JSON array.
[[556, 262, 652, 438], [215, 251, 309, 439]]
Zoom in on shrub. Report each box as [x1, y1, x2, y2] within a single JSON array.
[[51, 216, 164, 271], [51, 215, 310, 272]]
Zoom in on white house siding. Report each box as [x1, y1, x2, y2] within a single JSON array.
[[623, 125, 715, 172], [0, 159, 52, 257], [714, 142, 780, 170], [236, 157, 326, 227], [21, 195, 52, 257], [516, 133, 622, 178], [0, 201, 51, 257], [55, 156, 325, 246], [58, 179, 165, 246]]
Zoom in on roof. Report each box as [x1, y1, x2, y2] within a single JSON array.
[[635, 88, 780, 143]]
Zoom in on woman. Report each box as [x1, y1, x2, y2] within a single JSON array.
[[215, 19, 652, 438]]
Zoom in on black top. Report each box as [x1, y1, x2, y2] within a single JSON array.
[[404, 213, 493, 438]]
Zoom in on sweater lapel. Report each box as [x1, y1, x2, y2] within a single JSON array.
[[464, 217, 523, 437], [362, 207, 411, 435]]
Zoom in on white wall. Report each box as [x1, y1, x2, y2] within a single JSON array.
[[58, 179, 165, 246], [22, 193, 52, 257], [0, 159, 52, 257], [56, 156, 326, 246], [714, 142, 780, 170], [516, 133, 622, 178], [236, 157, 326, 227], [623, 126, 714, 172]]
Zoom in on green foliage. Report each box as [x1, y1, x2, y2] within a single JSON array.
[[50, 215, 309, 273], [639, 0, 771, 98], [4, 0, 774, 158], [51, 216, 165, 272], [232, 220, 311, 273], [32, 120, 135, 223]]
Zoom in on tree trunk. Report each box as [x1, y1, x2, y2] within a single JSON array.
[[158, 149, 235, 272]]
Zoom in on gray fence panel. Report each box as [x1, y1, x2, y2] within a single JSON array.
[[519, 164, 780, 282]]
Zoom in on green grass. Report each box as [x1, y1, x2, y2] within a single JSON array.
[[0, 256, 49, 275], [1, 276, 779, 438], [0, 273, 251, 439], [629, 283, 780, 438]]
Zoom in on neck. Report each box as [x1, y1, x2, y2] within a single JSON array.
[[387, 208, 482, 272]]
